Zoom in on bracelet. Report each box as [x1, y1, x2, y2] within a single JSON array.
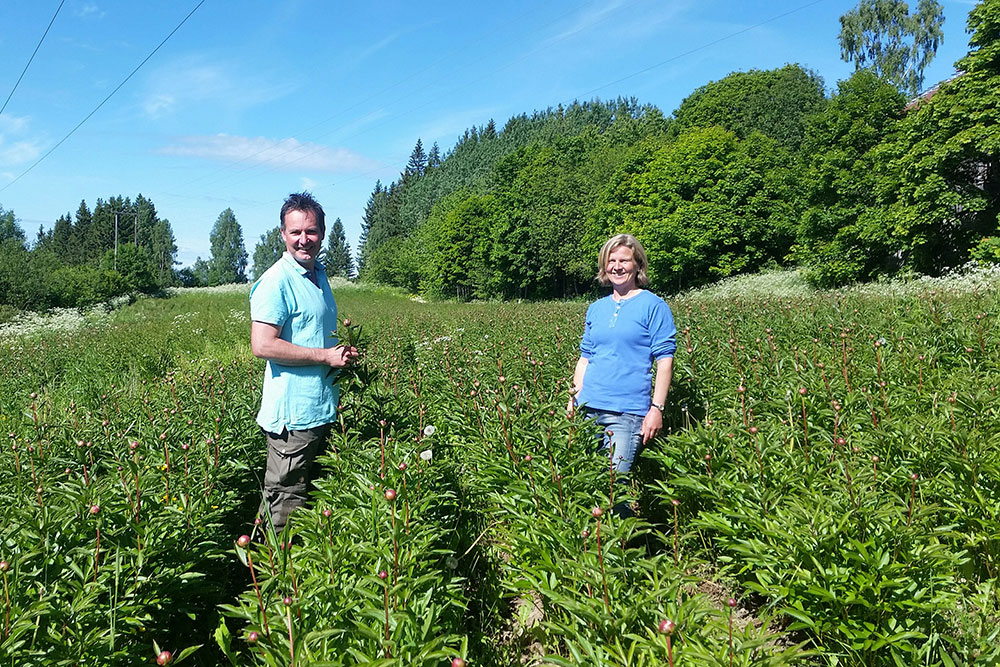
[[650, 402, 664, 412]]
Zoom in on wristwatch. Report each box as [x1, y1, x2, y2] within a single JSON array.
[[650, 402, 664, 412]]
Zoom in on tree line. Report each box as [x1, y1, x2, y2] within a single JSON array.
[[357, 0, 995, 297], [0, 195, 178, 313], [2, 0, 990, 310], [0, 198, 355, 314]]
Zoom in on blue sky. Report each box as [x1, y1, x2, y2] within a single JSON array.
[[0, 0, 978, 268]]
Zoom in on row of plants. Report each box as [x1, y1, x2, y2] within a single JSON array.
[[2, 276, 1000, 664]]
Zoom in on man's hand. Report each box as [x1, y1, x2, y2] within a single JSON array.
[[325, 345, 358, 368], [251, 321, 359, 368]]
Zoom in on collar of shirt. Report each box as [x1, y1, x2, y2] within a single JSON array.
[[281, 252, 325, 286]]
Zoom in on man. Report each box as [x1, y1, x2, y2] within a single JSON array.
[[250, 192, 357, 533]]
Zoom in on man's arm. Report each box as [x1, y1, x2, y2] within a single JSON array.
[[251, 321, 357, 368]]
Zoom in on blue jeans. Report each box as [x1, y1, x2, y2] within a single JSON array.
[[585, 409, 644, 474]]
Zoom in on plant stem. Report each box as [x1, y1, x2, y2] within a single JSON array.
[[595, 517, 611, 616], [246, 552, 270, 636]]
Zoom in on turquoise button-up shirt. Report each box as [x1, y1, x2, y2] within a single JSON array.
[[250, 252, 340, 433]]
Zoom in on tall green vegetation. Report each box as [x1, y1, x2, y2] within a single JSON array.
[[207, 208, 248, 285], [888, 0, 1000, 270], [0, 195, 178, 312], [323, 217, 354, 278], [669, 63, 827, 152], [792, 70, 907, 286], [357, 0, 997, 296], [250, 227, 284, 281], [358, 78, 818, 297], [593, 127, 800, 291], [839, 0, 946, 96], [796, 0, 999, 285]]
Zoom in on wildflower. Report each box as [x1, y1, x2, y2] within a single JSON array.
[[420, 449, 433, 461], [423, 424, 436, 437]]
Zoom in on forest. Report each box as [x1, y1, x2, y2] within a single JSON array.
[[355, 0, 997, 299], [1, 0, 997, 311]]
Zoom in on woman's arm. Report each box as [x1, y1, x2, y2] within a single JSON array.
[[641, 356, 674, 443], [567, 356, 589, 416]]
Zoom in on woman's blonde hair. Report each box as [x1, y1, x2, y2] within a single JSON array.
[[596, 233, 649, 287]]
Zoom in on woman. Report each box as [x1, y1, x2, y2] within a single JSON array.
[[568, 234, 676, 474]]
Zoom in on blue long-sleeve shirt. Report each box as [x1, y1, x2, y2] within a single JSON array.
[[578, 290, 676, 416]]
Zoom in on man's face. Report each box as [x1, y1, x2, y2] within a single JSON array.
[[281, 209, 323, 268]]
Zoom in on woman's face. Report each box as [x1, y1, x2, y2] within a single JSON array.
[[606, 245, 637, 290]]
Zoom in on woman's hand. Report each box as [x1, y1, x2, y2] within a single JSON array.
[[641, 406, 663, 444], [568, 357, 588, 418]]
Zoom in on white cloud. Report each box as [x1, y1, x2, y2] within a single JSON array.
[[158, 134, 381, 172], [141, 55, 297, 119], [74, 2, 104, 18], [300, 176, 318, 190], [353, 33, 400, 65], [0, 114, 44, 168], [0, 114, 30, 135], [142, 93, 177, 118], [542, 0, 694, 50], [545, 0, 629, 45], [0, 141, 42, 165], [142, 93, 175, 117]]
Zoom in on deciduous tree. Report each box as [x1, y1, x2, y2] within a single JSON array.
[[886, 0, 1000, 271], [670, 64, 827, 152], [251, 227, 284, 280], [839, 0, 945, 96], [792, 70, 906, 286], [208, 208, 248, 285]]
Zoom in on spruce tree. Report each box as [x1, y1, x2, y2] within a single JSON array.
[[406, 139, 427, 176], [50, 213, 73, 262], [483, 118, 497, 139], [323, 217, 353, 278], [70, 201, 92, 265], [428, 142, 442, 169], [358, 181, 384, 272]]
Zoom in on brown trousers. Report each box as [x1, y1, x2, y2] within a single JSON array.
[[262, 424, 331, 533]]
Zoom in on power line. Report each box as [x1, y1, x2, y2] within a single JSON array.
[[195, 0, 821, 195], [177, 0, 647, 194], [164, 1, 597, 195], [0, 0, 207, 194], [327, 0, 831, 194], [575, 0, 827, 100], [0, 0, 66, 118]]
